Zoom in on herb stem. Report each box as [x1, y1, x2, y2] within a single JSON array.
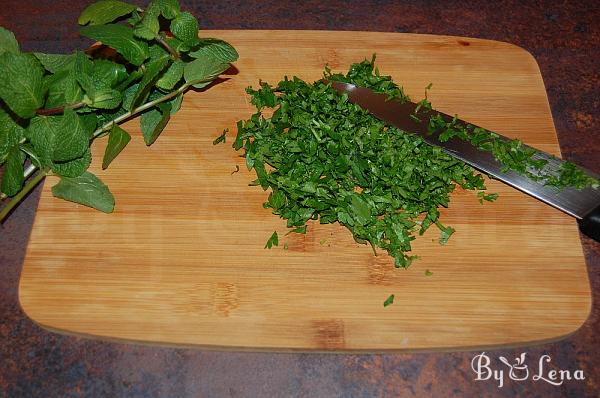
[[36, 101, 86, 116], [92, 82, 191, 139], [157, 34, 180, 60], [0, 170, 47, 223]]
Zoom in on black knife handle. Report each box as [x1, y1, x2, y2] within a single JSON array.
[[578, 204, 600, 243]]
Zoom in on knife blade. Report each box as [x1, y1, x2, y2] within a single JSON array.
[[328, 81, 600, 242]]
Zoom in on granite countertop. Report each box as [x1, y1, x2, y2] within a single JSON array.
[[1, 1, 598, 397]]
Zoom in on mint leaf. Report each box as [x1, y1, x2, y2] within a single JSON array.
[[80, 24, 149, 66], [165, 37, 190, 53], [156, 59, 184, 90], [51, 171, 115, 213], [130, 56, 169, 109], [212, 129, 227, 145], [0, 147, 25, 196], [150, 0, 180, 19], [102, 123, 131, 169], [43, 70, 83, 108], [88, 88, 122, 109], [26, 116, 60, 168], [438, 224, 455, 246], [73, 51, 96, 100], [92, 59, 128, 89], [34, 53, 75, 74], [383, 294, 395, 307], [53, 109, 91, 162], [264, 231, 279, 249], [140, 103, 170, 145], [183, 57, 229, 88], [170, 12, 199, 46], [133, 12, 160, 40], [0, 27, 19, 56], [0, 109, 25, 164], [349, 194, 371, 226], [78, 0, 138, 26], [0, 52, 44, 118], [51, 148, 92, 178], [189, 39, 239, 64], [168, 93, 183, 115]]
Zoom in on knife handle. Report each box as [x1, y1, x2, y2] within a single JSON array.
[[578, 205, 600, 243]]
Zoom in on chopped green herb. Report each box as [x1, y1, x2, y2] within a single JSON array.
[[425, 269, 433, 276], [234, 58, 491, 267], [319, 238, 328, 246], [429, 114, 599, 190], [478, 191, 499, 204], [231, 57, 598, 268], [213, 129, 227, 145], [264, 231, 278, 249], [383, 294, 395, 307], [283, 242, 289, 250]]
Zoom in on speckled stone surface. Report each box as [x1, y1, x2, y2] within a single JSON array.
[[1, 1, 599, 397]]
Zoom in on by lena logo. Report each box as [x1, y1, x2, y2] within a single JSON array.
[[471, 352, 585, 388]]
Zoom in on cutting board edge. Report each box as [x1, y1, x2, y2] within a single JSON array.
[[17, 304, 590, 354]]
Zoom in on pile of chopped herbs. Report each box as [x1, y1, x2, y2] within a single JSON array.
[[231, 59, 496, 268], [229, 58, 598, 269]]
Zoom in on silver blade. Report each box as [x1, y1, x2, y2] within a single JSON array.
[[329, 81, 600, 219]]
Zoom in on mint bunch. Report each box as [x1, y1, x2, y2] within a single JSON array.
[[0, 0, 238, 221]]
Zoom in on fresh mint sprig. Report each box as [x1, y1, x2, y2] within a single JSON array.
[[0, 0, 238, 221]]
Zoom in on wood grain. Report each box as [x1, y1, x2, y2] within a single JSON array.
[[18, 31, 591, 351]]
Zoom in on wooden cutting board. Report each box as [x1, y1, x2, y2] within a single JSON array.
[[19, 31, 591, 351]]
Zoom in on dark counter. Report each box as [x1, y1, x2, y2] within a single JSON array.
[[1, 1, 599, 397]]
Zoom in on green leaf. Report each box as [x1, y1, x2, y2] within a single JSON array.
[[189, 39, 239, 64], [51, 148, 92, 177], [156, 59, 184, 90], [129, 56, 169, 109], [438, 224, 455, 246], [349, 194, 371, 226], [88, 88, 122, 109], [0, 147, 25, 196], [168, 93, 183, 115], [0, 52, 45, 118], [170, 12, 199, 46], [43, 70, 83, 108], [140, 103, 170, 145], [383, 294, 395, 307], [133, 12, 160, 40], [92, 59, 128, 89], [150, 0, 180, 19], [73, 51, 95, 99], [119, 82, 139, 111], [78, 0, 138, 26], [51, 171, 115, 213], [0, 109, 25, 164], [165, 37, 190, 53], [212, 129, 227, 145], [80, 24, 149, 66], [53, 109, 91, 162], [102, 123, 131, 169], [26, 116, 60, 167], [264, 231, 279, 249], [34, 53, 75, 73], [0, 27, 19, 55], [183, 57, 229, 88]]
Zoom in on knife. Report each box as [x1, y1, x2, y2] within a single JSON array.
[[328, 81, 600, 242]]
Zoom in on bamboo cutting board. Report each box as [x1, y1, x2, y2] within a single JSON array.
[[19, 31, 591, 351]]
